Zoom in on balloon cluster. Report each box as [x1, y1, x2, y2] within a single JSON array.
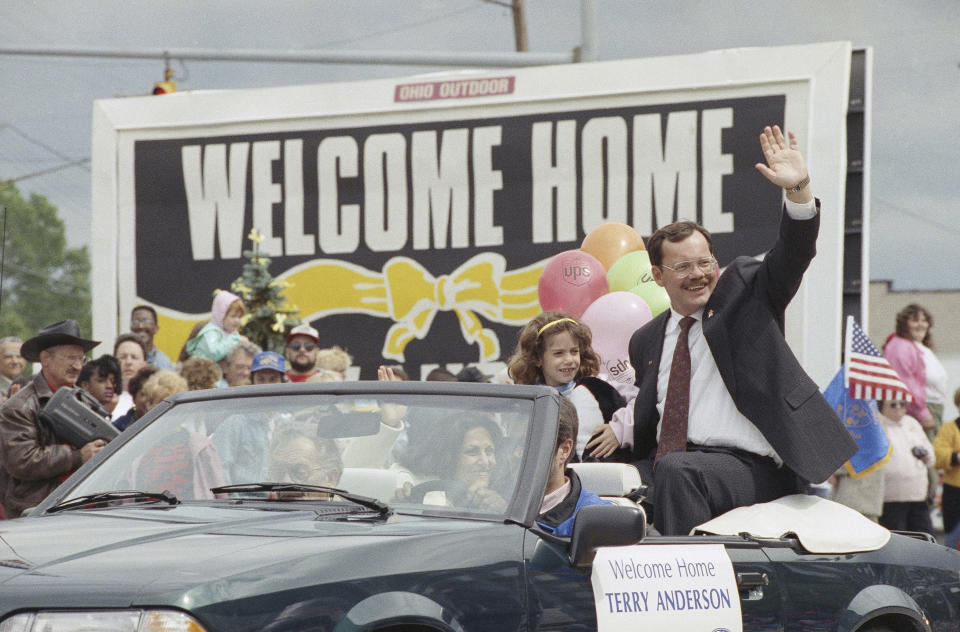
[[537, 222, 671, 385]]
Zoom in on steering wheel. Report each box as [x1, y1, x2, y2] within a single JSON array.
[[407, 479, 470, 506]]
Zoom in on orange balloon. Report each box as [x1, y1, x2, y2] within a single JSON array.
[[581, 222, 646, 270]]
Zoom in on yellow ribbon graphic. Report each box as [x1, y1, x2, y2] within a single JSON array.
[[155, 252, 546, 363]]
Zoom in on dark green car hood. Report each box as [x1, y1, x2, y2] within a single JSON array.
[[0, 504, 516, 611]]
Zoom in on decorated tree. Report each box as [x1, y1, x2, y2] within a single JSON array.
[[231, 229, 299, 352]]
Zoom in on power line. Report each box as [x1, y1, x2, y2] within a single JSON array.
[[872, 197, 960, 238], [0, 123, 91, 181], [5, 158, 90, 183], [0, 43, 571, 67], [0, 123, 81, 164], [322, 2, 491, 49]]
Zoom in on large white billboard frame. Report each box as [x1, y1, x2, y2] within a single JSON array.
[[92, 41, 850, 385]]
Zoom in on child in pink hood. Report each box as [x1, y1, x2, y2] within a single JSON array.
[[185, 290, 246, 362]]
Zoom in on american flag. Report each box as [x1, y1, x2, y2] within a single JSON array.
[[844, 316, 913, 402]]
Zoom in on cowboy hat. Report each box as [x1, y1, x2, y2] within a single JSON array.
[[20, 320, 100, 362]]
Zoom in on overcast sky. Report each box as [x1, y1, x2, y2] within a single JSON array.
[[1, 0, 957, 290]]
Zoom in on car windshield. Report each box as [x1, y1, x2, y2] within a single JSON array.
[[61, 392, 533, 518]]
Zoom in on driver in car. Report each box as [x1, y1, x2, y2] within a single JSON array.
[[412, 415, 509, 512]]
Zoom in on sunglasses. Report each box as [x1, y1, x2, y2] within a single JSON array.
[[288, 341, 317, 352], [884, 401, 908, 409]]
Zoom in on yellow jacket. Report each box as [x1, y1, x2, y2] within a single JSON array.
[[933, 418, 960, 488]]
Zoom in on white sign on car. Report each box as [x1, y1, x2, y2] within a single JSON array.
[[591, 544, 741, 632]]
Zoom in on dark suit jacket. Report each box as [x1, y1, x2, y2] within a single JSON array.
[[627, 206, 857, 483]]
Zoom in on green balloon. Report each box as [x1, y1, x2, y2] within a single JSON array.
[[607, 250, 655, 292], [629, 279, 671, 317]]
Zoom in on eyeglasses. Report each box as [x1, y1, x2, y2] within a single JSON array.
[[268, 463, 324, 482], [288, 341, 317, 352], [660, 257, 717, 278], [1, 353, 21, 360], [53, 353, 85, 365], [131, 318, 156, 326]]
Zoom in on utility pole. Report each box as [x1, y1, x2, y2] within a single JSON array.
[[512, 0, 529, 52]]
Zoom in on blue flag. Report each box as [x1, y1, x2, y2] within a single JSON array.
[[823, 364, 891, 478]]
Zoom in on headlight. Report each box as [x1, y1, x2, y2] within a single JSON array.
[[0, 610, 208, 632]]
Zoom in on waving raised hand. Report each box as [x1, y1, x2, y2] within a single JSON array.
[[754, 125, 811, 201]]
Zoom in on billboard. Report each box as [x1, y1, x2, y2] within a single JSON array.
[[92, 42, 851, 383]]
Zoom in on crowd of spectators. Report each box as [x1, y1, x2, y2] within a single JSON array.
[[0, 301, 502, 429], [825, 302, 958, 544], [0, 293, 955, 545]]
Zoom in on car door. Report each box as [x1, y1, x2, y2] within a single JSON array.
[[523, 532, 784, 631]]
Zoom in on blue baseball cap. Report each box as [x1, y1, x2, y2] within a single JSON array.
[[250, 351, 286, 374]]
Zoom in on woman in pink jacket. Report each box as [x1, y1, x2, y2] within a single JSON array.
[[883, 304, 948, 441]]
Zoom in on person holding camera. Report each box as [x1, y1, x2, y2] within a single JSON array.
[[877, 399, 936, 536], [0, 321, 106, 519]]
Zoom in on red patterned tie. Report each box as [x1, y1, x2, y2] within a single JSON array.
[[656, 316, 696, 463]]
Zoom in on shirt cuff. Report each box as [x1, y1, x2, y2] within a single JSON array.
[[784, 197, 817, 220], [608, 400, 634, 449]]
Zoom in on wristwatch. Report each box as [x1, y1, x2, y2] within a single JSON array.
[[785, 175, 810, 193]]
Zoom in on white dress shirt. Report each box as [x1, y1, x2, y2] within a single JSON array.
[[655, 309, 780, 463]]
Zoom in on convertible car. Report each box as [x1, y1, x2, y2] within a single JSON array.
[[0, 382, 957, 632]]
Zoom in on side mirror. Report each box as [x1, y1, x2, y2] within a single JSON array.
[[568, 504, 646, 568]]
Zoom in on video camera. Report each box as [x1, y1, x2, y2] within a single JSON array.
[[39, 387, 120, 448], [910, 445, 929, 461]]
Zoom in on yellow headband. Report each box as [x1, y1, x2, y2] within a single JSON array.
[[537, 317, 578, 337]]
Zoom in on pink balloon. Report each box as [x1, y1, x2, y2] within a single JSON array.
[[580, 291, 652, 385], [538, 250, 609, 319]]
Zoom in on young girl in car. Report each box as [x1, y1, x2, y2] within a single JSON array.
[[506, 311, 624, 461]]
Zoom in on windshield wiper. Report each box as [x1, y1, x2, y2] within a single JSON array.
[[210, 483, 390, 516], [46, 490, 180, 514]]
